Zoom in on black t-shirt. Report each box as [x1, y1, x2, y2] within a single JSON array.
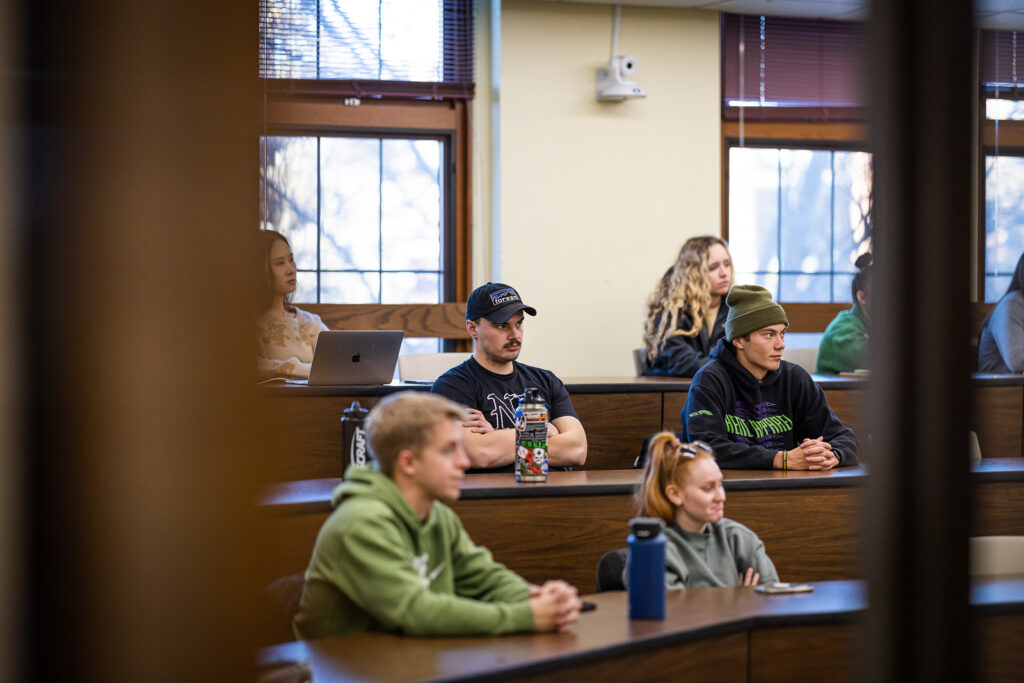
[[431, 357, 578, 473]]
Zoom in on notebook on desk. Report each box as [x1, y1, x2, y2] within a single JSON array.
[[307, 330, 404, 386]]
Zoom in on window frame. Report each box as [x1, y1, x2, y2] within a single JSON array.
[[262, 92, 472, 305], [978, 105, 1024, 303], [721, 120, 869, 320]]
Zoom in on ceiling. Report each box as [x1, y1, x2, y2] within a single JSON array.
[[543, 0, 1024, 30]]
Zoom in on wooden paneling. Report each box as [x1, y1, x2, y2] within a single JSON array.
[[260, 512, 325, 587], [975, 481, 1024, 536], [301, 303, 468, 339], [526, 632, 748, 683], [662, 391, 688, 431], [269, 395, 382, 481], [728, 488, 863, 582], [571, 393, 662, 470], [262, 483, 866, 595], [824, 389, 869, 458], [976, 614, 1024, 683], [781, 303, 851, 333], [454, 486, 862, 592], [453, 493, 634, 592], [750, 624, 857, 683], [973, 385, 1023, 459]]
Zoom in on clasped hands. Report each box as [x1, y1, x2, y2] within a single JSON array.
[[528, 580, 582, 633], [780, 436, 839, 471]]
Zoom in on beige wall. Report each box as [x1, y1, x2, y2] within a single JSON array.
[[483, 0, 721, 376]]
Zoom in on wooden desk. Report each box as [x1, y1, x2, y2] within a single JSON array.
[[258, 578, 1024, 682], [263, 375, 1024, 480], [259, 461, 1024, 595]]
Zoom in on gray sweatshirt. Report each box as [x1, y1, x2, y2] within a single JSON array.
[[979, 291, 1024, 373], [661, 518, 779, 589]]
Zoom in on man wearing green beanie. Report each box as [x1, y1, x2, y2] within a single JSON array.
[[681, 285, 859, 470]]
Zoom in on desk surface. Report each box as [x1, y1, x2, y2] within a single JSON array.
[[259, 466, 870, 514], [260, 580, 866, 682], [260, 460, 1024, 514], [260, 373, 1024, 397], [259, 578, 1024, 683]]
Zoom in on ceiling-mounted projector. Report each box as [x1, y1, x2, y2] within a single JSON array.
[[596, 55, 646, 101]]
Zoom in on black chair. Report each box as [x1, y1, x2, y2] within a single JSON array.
[[595, 548, 629, 592], [634, 431, 684, 469], [265, 572, 306, 644]]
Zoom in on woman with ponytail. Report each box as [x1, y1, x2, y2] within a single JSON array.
[[641, 236, 733, 377], [630, 432, 778, 589]]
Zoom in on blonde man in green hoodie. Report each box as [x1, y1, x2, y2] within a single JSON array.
[[293, 391, 582, 639]]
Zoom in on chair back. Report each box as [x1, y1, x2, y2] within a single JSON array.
[[781, 346, 820, 374], [398, 352, 472, 381], [970, 536, 1024, 577], [264, 572, 306, 644], [632, 348, 646, 376], [596, 548, 629, 592], [968, 430, 982, 462]]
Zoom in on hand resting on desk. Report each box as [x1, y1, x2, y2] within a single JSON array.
[[529, 580, 582, 633]]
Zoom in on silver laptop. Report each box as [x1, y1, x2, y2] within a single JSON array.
[[307, 330, 404, 386]]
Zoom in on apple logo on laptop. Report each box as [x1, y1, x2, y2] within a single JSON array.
[[351, 353, 361, 363]]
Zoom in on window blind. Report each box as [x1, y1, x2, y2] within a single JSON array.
[[981, 29, 1023, 99], [721, 13, 866, 121], [259, 0, 475, 99]]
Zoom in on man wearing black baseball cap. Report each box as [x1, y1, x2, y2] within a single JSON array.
[[431, 283, 587, 472]]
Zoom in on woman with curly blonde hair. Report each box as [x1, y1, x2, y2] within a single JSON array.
[[642, 236, 733, 376]]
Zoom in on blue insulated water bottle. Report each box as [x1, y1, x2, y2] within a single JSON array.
[[627, 517, 666, 619]]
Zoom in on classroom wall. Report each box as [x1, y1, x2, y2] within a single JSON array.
[[485, 0, 721, 376]]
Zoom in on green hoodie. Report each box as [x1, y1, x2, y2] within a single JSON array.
[[292, 467, 534, 639], [816, 303, 870, 375]]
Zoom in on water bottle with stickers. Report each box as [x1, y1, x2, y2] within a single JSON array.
[[514, 388, 548, 483]]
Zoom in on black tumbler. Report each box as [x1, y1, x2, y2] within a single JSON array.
[[340, 400, 370, 477]]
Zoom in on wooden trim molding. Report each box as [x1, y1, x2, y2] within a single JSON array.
[[722, 120, 867, 144], [300, 303, 469, 339], [780, 303, 849, 333], [783, 302, 994, 336], [982, 119, 1024, 150]]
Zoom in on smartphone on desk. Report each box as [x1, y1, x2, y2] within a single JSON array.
[[755, 582, 814, 594]]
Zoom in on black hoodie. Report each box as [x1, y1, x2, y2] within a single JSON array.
[[681, 338, 859, 469]]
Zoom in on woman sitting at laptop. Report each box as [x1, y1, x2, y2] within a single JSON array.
[[257, 230, 328, 380]]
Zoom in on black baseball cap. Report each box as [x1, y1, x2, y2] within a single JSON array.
[[465, 283, 537, 323]]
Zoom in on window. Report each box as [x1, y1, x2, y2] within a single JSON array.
[[981, 29, 1024, 302], [260, 135, 448, 306], [729, 146, 872, 302], [258, 0, 475, 354], [722, 14, 870, 304], [984, 154, 1024, 301], [258, 0, 474, 97]]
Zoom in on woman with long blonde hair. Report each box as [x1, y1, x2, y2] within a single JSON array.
[[631, 433, 778, 589], [642, 236, 733, 376]]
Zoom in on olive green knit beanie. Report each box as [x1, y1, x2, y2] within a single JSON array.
[[725, 285, 789, 341]]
